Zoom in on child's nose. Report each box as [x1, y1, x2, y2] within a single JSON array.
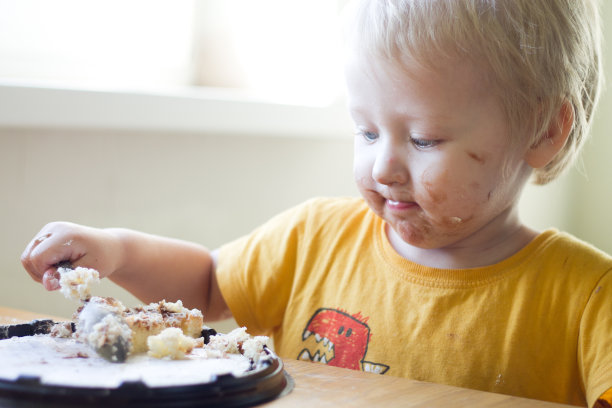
[[372, 140, 409, 186]]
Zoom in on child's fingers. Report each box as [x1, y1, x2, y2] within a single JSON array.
[[21, 226, 76, 283], [21, 231, 52, 282], [21, 222, 116, 287], [42, 269, 61, 291]]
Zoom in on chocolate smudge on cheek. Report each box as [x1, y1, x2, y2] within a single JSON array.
[[466, 151, 486, 165], [421, 173, 447, 205]]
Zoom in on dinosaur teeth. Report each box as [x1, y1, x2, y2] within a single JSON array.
[[299, 350, 312, 361], [300, 331, 334, 364]]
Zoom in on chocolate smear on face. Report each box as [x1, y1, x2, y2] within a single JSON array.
[[466, 151, 486, 164]]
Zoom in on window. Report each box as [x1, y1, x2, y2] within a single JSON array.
[[0, 0, 346, 106]]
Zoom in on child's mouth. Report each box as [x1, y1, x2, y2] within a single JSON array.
[[386, 199, 418, 211]]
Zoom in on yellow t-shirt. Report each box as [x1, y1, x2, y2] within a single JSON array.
[[216, 197, 612, 407]]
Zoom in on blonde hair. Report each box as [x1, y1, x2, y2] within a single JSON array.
[[344, 0, 603, 184]]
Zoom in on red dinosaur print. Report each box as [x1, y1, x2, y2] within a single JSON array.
[[298, 308, 389, 374]]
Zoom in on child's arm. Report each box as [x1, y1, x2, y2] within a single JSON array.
[[21, 222, 232, 320], [104, 228, 231, 320]]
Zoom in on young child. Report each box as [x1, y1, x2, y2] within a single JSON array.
[[20, 0, 610, 406]]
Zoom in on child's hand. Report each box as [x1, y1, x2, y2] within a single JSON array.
[[21, 222, 121, 291]]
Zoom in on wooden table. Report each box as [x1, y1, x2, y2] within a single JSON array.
[[1, 307, 581, 408]]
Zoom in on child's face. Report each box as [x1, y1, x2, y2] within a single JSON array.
[[346, 52, 533, 251]]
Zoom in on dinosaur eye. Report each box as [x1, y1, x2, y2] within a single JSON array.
[[346, 328, 352, 337], [338, 326, 344, 335]]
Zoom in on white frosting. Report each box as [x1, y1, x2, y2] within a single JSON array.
[[242, 336, 269, 363], [160, 300, 186, 313], [87, 314, 130, 350], [49, 322, 73, 338], [0, 335, 254, 388], [76, 297, 131, 358], [58, 267, 100, 301], [147, 327, 197, 359], [205, 327, 270, 363]]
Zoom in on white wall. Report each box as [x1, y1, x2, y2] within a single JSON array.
[[567, 1, 612, 251], [515, 1, 612, 253]]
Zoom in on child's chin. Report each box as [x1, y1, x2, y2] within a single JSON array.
[[389, 221, 465, 250]]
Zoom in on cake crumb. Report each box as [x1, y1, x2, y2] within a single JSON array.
[[147, 327, 198, 360], [206, 327, 250, 355], [58, 266, 100, 301], [50, 322, 73, 338], [205, 327, 269, 362], [242, 336, 269, 363]]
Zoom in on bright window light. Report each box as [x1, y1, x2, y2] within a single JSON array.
[[0, 0, 346, 105], [0, 0, 195, 89], [224, 0, 344, 105]]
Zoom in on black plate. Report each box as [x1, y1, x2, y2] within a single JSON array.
[[0, 321, 293, 407]]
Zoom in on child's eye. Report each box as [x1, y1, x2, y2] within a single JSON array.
[[410, 137, 437, 149], [355, 129, 379, 142]]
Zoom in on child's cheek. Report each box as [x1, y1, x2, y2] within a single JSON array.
[[417, 165, 482, 224], [420, 170, 448, 206], [417, 167, 456, 208]]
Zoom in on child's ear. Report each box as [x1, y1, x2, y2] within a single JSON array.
[[524, 101, 574, 169]]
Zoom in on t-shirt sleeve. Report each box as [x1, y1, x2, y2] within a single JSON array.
[[579, 269, 612, 408], [214, 201, 313, 335]]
